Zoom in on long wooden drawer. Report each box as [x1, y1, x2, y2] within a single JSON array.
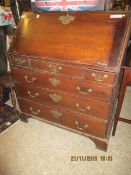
[[30, 58, 84, 78], [15, 84, 110, 120], [12, 68, 113, 102], [18, 98, 107, 138]]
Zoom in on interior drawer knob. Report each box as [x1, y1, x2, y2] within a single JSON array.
[[75, 121, 89, 131], [48, 64, 63, 73], [27, 91, 39, 98], [76, 103, 91, 112], [76, 86, 93, 95], [50, 110, 62, 119], [91, 73, 109, 82], [24, 76, 36, 83], [29, 107, 40, 115]]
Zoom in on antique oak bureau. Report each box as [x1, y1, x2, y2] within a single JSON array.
[[8, 11, 131, 151]]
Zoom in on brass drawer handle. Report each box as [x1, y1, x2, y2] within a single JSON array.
[[49, 93, 62, 103], [27, 91, 39, 98], [97, 61, 107, 66], [30, 107, 40, 115], [49, 78, 61, 87], [24, 76, 36, 83], [76, 103, 91, 112], [75, 121, 89, 131], [91, 73, 109, 82], [15, 58, 26, 65], [76, 86, 93, 95], [50, 110, 62, 119], [48, 64, 63, 73]]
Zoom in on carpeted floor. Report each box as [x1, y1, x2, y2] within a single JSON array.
[[0, 88, 131, 175]]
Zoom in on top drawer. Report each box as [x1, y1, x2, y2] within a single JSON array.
[[30, 59, 84, 79]]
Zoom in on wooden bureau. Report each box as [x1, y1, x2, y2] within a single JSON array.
[[8, 11, 131, 151]]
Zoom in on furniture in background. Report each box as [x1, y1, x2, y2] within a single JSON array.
[[112, 43, 131, 136], [0, 73, 16, 114], [0, 0, 4, 5], [0, 26, 7, 114], [112, 0, 130, 11], [0, 73, 18, 133], [10, 0, 31, 24], [8, 11, 131, 151], [0, 6, 15, 114]]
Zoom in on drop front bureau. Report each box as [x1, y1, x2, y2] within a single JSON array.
[[8, 11, 131, 151]]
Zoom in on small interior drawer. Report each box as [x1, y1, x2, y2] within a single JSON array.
[[85, 69, 115, 84], [9, 55, 30, 68]]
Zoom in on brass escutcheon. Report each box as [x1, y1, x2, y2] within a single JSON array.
[[49, 78, 61, 87], [49, 93, 62, 103], [50, 110, 62, 119], [59, 13, 75, 25]]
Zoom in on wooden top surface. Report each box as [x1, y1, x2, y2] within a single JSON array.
[[9, 12, 131, 71]]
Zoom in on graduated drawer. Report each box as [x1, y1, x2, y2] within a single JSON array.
[[12, 68, 113, 102], [30, 59, 84, 78], [15, 84, 110, 120], [9, 54, 30, 68], [85, 69, 115, 85], [18, 98, 107, 138]]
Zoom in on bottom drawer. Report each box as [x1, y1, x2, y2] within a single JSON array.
[[18, 98, 107, 138]]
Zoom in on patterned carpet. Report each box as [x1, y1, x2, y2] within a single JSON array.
[[0, 105, 19, 133]]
